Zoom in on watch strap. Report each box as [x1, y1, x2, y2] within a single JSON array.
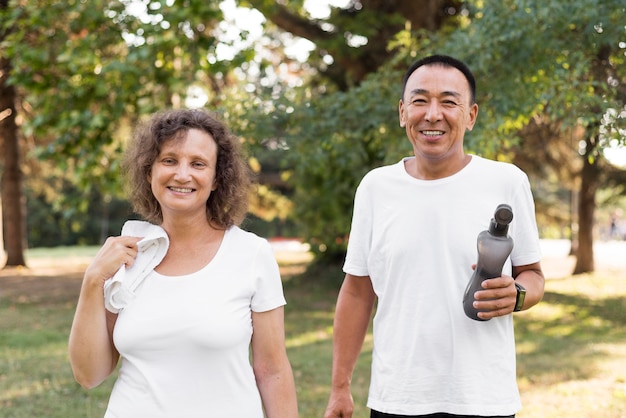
[[514, 282, 526, 312]]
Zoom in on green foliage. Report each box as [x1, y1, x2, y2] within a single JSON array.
[[284, 70, 411, 257], [26, 183, 133, 247], [233, 66, 413, 258], [2, 0, 228, 199], [3, 0, 625, 255], [230, 0, 623, 258], [441, 0, 625, 148]]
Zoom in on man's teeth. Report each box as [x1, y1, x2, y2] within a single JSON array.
[[170, 187, 193, 192], [423, 130, 444, 136]]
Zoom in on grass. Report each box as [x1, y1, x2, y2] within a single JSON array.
[[514, 274, 626, 417], [1, 248, 625, 417]]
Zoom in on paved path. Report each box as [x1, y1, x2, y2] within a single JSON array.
[[540, 239, 626, 279]]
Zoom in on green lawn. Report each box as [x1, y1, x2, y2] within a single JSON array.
[[1, 249, 625, 417]]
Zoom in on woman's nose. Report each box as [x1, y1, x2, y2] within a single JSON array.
[[174, 164, 191, 180]]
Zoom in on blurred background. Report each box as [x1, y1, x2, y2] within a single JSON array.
[[1, 0, 625, 275], [1, 2, 626, 416]]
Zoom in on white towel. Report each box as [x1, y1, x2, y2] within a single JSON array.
[[103, 220, 169, 313]]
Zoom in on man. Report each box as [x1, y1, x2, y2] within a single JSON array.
[[324, 55, 545, 418]]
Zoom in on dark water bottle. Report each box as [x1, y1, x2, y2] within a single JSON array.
[[463, 204, 514, 321]]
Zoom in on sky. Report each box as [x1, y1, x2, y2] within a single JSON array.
[[219, 0, 350, 62], [604, 144, 626, 167]]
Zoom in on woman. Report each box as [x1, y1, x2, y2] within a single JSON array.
[[69, 109, 298, 417]]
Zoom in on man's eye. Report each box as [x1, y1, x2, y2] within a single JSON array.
[[411, 99, 426, 105]]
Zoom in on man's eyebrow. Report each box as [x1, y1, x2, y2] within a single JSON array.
[[408, 88, 462, 99]]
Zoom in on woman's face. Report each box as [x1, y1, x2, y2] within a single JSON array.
[[149, 128, 218, 222]]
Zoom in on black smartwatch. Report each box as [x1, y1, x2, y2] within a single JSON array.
[[514, 282, 526, 312]]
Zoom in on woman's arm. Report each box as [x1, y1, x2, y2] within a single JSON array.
[[68, 236, 140, 389], [251, 307, 298, 418]]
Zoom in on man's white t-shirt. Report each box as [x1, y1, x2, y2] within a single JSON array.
[[104, 226, 286, 418], [343, 156, 542, 416]]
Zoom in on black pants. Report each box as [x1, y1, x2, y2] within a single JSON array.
[[371, 411, 515, 418]]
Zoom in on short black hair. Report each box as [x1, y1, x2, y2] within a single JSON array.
[[401, 55, 476, 104]]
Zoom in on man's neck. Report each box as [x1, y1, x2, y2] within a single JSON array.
[[405, 153, 472, 180]]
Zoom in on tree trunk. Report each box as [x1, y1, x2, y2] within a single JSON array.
[[0, 0, 27, 267], [246, 0, 462, 89], [0, 195, 4, 264], [573, 134, 600, 274]]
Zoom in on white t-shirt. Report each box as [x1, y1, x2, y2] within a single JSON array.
[[343, 156, 542, 416], [104, 226, 286, 418]]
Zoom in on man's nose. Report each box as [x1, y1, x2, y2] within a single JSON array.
[[425, 101, 443, 122]]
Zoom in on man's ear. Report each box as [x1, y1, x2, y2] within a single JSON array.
[[466, 103, 479, 131], [399, 99, 406, 128]]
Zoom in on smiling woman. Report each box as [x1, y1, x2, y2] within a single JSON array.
[[68, 108, 298, 418]]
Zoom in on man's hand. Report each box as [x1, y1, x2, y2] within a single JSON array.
[[324, 386, 354, 418], [472, 275, 517, 320]]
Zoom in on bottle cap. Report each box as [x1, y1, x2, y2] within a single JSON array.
[[490, 204, 513, 236]]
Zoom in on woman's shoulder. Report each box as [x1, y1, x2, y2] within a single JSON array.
[[226, 226, 271, 248]]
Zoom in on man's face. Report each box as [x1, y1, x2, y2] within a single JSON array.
[[399, 64, 478, 165]]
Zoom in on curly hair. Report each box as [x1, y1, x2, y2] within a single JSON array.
[[123, 108, 252, 228]]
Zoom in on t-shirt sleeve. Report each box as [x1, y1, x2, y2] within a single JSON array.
[[250, 239, 287, 312], [510, 172, 543, 266], [343, 176, 373, 277]]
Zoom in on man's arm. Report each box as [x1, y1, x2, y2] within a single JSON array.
[[324, 274, 376, 418], [512, 262, 545, 310]]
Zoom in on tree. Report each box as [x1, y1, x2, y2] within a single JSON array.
[[0, 0, 26, 266], [237, 0, 625, 273], [431, 0, 626, 273], [243, 0, 464, 90], [5, 0, 230, 191], [0, 0, 255, 258]]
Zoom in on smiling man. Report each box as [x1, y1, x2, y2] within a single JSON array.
[[324, 55, 545, 418]]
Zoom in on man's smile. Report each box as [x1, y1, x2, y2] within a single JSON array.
[[421, 130, 445, 137]]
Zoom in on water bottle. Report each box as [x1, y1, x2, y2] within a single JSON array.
[[463, 204, 514, 321]]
